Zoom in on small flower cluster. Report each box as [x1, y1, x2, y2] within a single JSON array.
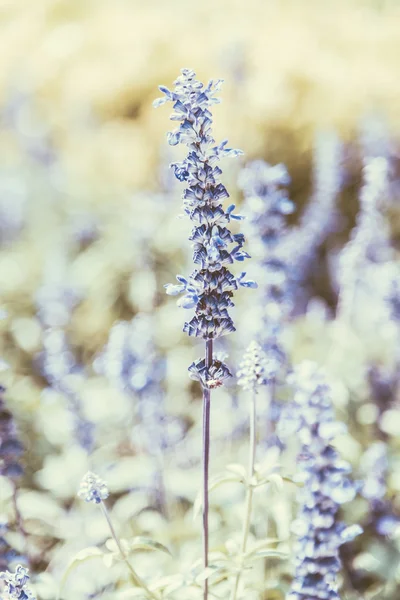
[[0, 565, 35, 599], [237, 341, 273, 393], [155, 68, 255, 380], [78, 471, 109, 504], [188, 356, 232, 389], [0, 385, 23, 479], [279, 361, 361, 600]]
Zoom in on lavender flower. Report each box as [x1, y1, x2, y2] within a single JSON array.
[[279, 362, 361, 600], [281, 131, 342, 314], [155, 68, 255, 354], [155, 68, 255, 600], [239, 160, 293, 370], [78, 471, 109, 504], [77, 472, 159, 600], [94, 314, 164, 398], [0, 565, 36, 599], [188, 356, 232, 389], [337, 156, 390, 324], [239, 161, 294, 450]]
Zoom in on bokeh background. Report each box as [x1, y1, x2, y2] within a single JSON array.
[[1, 0, 400, 598]]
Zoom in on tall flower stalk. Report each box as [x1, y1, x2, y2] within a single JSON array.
[[279, 362, 362, 600], [229, 342, 270, 600], [337, 156, 390, 326], [154, 68, 255, 600], [239, 161, 294, 446], [78, 472, 159, 600]]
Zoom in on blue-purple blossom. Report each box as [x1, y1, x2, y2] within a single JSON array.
[[337, 156, 390, 323], [95, 313, 183, 474], [78, 471, 109, 504], [281, 131, 343, 314], [94, 314, 164, 397], [279, 361, 362, 600], [154, 68, 255, 380], [188, 356, 232, 389], [0, 564, 35, 599], [239, 160, 293, 372]]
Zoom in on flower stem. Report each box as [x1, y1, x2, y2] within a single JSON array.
[[100, 501, 159, 600], [230, 390, 257, 600], [202, 339, 213, 600]]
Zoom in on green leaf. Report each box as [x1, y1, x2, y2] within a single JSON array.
[[244, 538, 280, 557], [195, 564, 228, 583], [282, 474, 303, 486], [57, 547, 104, 599], [268, 473, 284, 492], [193, 473, 244, 518], [129, 536, 172, 557], [225, 463, 247, 479], [150, 574, 184, 595], [115, 589, 148, 599], [245, 549, 288, 564]]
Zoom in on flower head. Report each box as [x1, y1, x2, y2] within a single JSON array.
[[155, 68, 255, 379], [0, 565, 36, 599], [78, 471, 109, 504], [188, 357, 232, 389], [237, 341, 275, 392], [279, 361, 362, 600]]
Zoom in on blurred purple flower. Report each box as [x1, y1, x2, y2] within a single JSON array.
[[36, 282, 94, 452], [279, 362, 362, 600], [239, 160, 293, 372]]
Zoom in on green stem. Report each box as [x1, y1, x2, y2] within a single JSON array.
[[230, 390, 257, 600], [100, 502, 159, 600]]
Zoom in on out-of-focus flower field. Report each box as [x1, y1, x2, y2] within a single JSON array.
[[1, 1, 400, 599]]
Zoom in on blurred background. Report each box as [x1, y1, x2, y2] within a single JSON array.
[[1, 0, 400, 599]]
